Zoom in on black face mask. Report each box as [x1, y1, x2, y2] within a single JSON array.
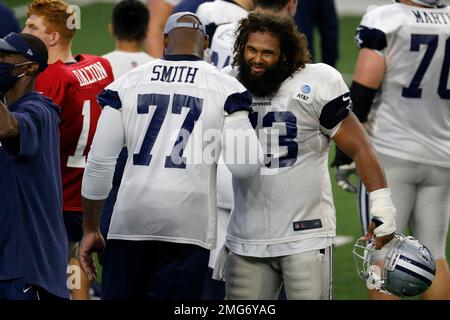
[[0, 61, 33, 96], [238, 58, 290, 98]]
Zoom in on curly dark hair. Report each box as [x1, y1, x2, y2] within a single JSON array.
[[232, 13, 310, 76]]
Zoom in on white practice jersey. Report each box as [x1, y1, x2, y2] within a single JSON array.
[[91, 55, 252, 249], [196, 0, 248, 40], [357, 3, 450, 167], [224, 64, 352, 257], [210, 21, 238, 69], [103, 50, 154, 79], [217, 158, 233, 209], [198, 1, 248, 210]]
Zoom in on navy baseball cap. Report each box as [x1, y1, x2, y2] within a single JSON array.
[[0, 33, 48, 72], [163, 11, 206, 35]]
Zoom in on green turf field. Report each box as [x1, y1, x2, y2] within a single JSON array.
[[5, 0, 449, 300]]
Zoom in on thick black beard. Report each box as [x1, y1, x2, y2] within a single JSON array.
[[238, 60, 290, 98]]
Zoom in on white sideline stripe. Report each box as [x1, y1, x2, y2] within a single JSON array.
[[396, 258, 435, 281], [335, 235, 353, 247]]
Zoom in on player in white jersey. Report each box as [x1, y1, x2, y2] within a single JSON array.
[[192, 0, 252, 298], [196, 0, 254, 41], [103, 0, 154, 79], [79, 12, 260, 300], [204, 0, 298, 299], [333, 0, 450, 300], [219, 13, 397, 300], [101, 0, 154, 247], [210, 0, 298, 69]]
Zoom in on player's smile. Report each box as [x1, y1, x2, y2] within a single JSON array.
[[250, 63, 266, 75]]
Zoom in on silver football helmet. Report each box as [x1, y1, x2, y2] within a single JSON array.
[[353, 233, 436, 297]]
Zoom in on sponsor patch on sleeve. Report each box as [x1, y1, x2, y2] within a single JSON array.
[[293, 83, 314, 104]]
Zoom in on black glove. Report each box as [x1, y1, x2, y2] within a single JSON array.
[[332, 146, 357, 193]]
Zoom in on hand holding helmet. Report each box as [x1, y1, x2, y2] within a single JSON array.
[[353, 233, 436, 297], [361, 188, 396, 249]]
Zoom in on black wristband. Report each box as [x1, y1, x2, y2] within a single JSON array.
[[350, 81, 377, 123]]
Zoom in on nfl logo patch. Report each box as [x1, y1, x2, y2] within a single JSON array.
[[301, 84, 311, 94], [294, 222, 302, 229]]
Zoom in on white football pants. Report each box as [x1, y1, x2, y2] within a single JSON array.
[[224, 247, 332, 300]]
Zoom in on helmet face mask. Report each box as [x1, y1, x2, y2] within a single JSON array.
[[353, 234, 436, 297]]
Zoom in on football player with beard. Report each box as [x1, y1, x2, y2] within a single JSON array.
[[218, 13, 397, 300], [205, 0, 297, 300]]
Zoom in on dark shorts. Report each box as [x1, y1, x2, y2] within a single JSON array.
[[0, 278, 68, 300], [63, 211, 83, 242], [201, 267, 225, 300], [101, 240, 210, 300]]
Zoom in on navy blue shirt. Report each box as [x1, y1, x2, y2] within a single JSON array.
[[0, 92, 69, 298], [100, 147, 127, 240], [0, 2, 21, 38]]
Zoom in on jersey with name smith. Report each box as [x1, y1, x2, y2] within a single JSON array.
[[96, 56, 252, 249]]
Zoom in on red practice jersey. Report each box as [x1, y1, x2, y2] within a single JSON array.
[[36, 54, 114, 212]]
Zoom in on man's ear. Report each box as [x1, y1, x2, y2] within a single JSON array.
[[48, 31, 61, 47], [25, 62, 39, 76], [163, 34, 169, 49], [108, 23, 113, 35]]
